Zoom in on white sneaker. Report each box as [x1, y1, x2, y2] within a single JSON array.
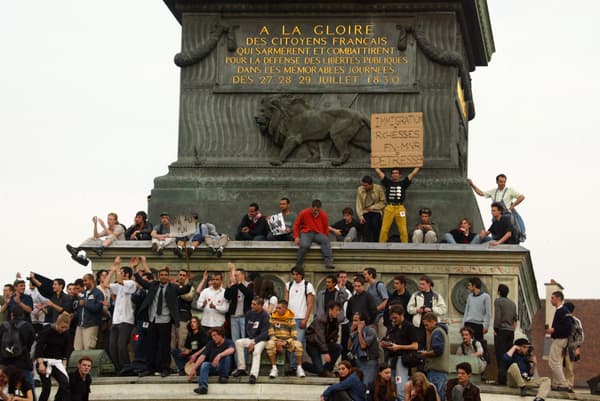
[[269, 366, 278, 378], [296, 366, 305, 377]]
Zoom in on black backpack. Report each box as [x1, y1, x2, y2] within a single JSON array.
[[1, 320, 26, 359]]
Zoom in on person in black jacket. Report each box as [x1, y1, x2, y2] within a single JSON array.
[[346, 276, 377, 325], [134, 257, 191, 377], [0, 306, 35, 400], [235, 203, 269, 240], [545, 290, 573, 391], [69, 356, 92, 401], [35, 312, 71, 401], [224, 264, 254, 342], [303, 301, 342, 378]]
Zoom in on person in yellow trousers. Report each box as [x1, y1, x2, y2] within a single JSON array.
[[375, 167, 420, 243]]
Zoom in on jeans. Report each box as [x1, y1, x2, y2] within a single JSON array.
[[392, 355, 410, 401], [198, 356, 232, 388], [443, 233, 481, 244], [22, 369, 36, 401], [289, 318, 307, 370], [296, 232, 333, 266], [304, 342, 341, 374], [356, 359, 378, 388], [427, 370, 448, 401], [109, 322, 134, 371], [172, 348, 191, 372], [230, 316, 245, 342]]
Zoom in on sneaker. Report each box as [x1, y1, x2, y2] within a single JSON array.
[[157, 246, 164, 256], [249, 375, 256, 384], [151, 242, 158, 254], [173, 247, 183, 258], [66, 244, 80, 257], [520, 386, 527, 397], [95, 246, 104, 256], [325, 263, 335, 269], [232, 369, 247, 377], [193, 387, 208, 394], [269, 366, 278, 379], [296, 366, 306, 377], [216, 247, 223, 258]]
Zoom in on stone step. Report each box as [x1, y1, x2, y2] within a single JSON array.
[[80, 377, 597, 401]]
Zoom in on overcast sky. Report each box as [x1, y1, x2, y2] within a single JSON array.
[[1, 1, 597, 299]]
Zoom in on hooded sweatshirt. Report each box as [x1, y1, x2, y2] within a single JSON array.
[[268, 308, 297, 341]]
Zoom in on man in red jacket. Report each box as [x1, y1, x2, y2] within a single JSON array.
[[293, 199, 334, 269]]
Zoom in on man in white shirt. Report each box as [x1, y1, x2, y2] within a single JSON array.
[[104, 256, 136, 374], [197, 272, 229, 333], [285, 266, 315, 372]]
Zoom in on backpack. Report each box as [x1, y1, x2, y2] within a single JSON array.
[[461, 339, 489, 363], [1, 320, 25, 359], [568, 314, 584, 350]]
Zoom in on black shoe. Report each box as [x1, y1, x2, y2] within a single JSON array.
[[66, 244, 80, 257], [151, 242, 158, 253], [138, 370, 154, 377], [193, 387, 208, 394], [218, 376, 228, 383], [533, 398, 544, 401], [520, 386, 527, 397], [95, 246, 104, 256], [232, 369, 247, 377], [160, 370, 169, 377], [215, 248, 223, 258], [178, 370, 186, 376], [174, 247, 183, 258], [249, 375, 256, 384]]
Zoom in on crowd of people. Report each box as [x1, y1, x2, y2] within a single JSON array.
[[0, 259, 584, 401], [66, 171, 526, 272]]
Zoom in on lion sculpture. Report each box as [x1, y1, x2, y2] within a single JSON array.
[[255, 94, 371, 166]]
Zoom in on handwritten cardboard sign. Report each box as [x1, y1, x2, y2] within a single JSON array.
[[370, 112, 424, 168]]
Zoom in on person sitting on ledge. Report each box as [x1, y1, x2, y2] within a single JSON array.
[[477, 202, 516, 246], [329, 207, 359, 242], [266, 197, 296, 241], [150, 212, 174, 256], [235, 202, 269, 241], [125, 211, 153, 241], [90, 213, 125, 256], [294, 199, 334, 269], [503, 338, 550, 401], [189, 327, 235, 395], [173, 213, 229, 258], [411, 208, 438, 244], [443, 218, 479, 244]]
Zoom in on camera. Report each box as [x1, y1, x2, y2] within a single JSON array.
[[526, 345, 534, 356]]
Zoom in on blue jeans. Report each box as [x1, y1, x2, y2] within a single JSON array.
[[427, 370, 448, 401], [22, 369, 36, 401], [392, 356, 410, 401], [304, 342, 341, 374], [171, 349, 190, 372], [357, 359, 378, 389], [443, 233, 481, 244], [230, 316, 245, 342], [296, 232, 333, 266], [197, 356, 232, 388], [289, 318, 307, 370]]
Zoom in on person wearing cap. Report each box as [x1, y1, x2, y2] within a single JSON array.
[[150, 212, 174, 256], [125, 211, 153, 241], [503, 338, 550, 401], [375, 166, 420, 243], [411, 208, 438, 244]]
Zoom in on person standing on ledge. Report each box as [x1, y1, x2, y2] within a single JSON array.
[[293, 199, 334, 269], [375, 167, 420, 243]]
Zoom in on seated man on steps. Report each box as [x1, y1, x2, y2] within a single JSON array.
[[265, 300, 305, 378], [503, 338, 550, 401], [232, 296, 270, 384], [189, 326, 235, 395]]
